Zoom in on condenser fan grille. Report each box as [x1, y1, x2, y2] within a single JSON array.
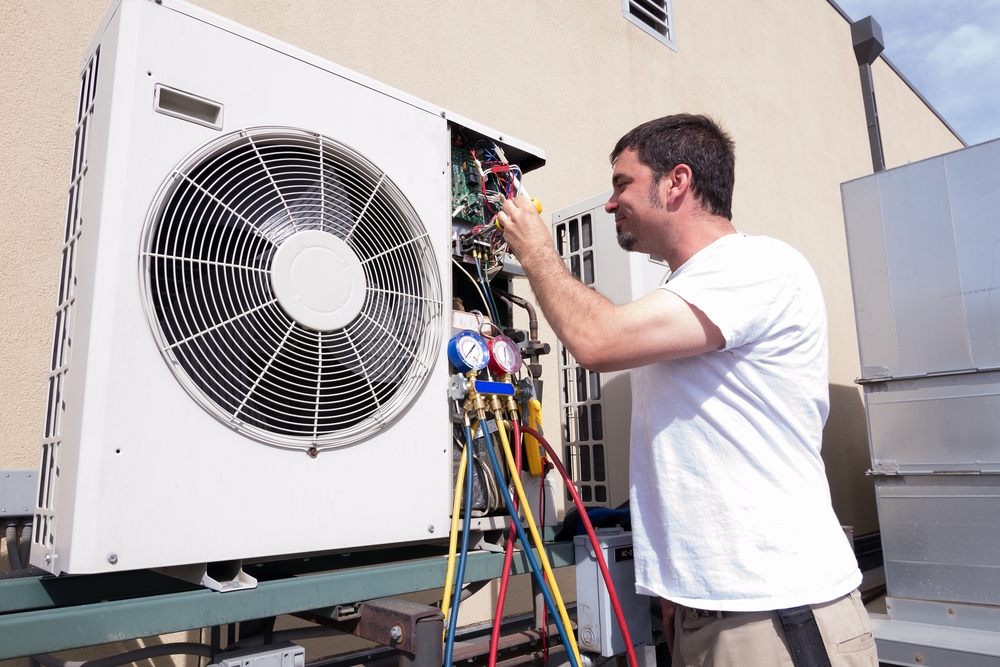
[[140, 128, 443, 449]]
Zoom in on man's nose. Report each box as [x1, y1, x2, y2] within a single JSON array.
[[605, 196, 617, 214]]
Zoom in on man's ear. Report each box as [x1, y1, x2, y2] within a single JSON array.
[[664, 164, 693, 207]]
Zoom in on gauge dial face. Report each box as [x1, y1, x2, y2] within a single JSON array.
[[448, 330, 490, 372], [459, 336, 486, 367], [488, 335, 522, 376]]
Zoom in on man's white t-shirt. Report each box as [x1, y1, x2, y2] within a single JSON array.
[[629, 233, 861, 612]]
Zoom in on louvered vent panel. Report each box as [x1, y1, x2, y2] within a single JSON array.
[[624, 0, 675, 47], [35, 46, 101, 549], [555, 214, 609, 507]]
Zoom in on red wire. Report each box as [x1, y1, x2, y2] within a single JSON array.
[[521, 426, 640, 667], [488, 419, 523, 667]]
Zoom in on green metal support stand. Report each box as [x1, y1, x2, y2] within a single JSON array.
[[0, 542, 574, 660]]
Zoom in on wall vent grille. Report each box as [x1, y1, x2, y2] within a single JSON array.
[[555, 214, 608, 507], [623, 0, 676, 49], [35, 46, 100, 548]]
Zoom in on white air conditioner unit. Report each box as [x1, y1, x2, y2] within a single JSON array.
[[552, 193, 669, 509], [32, 0, 543, 586]]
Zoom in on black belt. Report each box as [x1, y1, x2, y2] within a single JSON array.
[[688, 607, 739, 619]]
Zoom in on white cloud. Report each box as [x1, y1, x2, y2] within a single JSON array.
[[927, 23, 999, 69], [835, 0, 1000, 144]]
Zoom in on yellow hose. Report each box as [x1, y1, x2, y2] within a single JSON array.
[[441, 440, 469, 638], [495, 418, 582, 666]]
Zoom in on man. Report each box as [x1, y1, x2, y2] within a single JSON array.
[[498, 115, 876, 666]]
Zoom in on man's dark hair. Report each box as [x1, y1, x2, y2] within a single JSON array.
[[610, 114, 735, 220]]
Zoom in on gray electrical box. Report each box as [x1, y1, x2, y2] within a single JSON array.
[[208, 642, 305, 667], [574, 529, 652, 658], [0, 471, 36, 517]]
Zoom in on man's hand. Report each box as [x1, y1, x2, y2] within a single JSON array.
[[498, 195, 551, 263], [495, 195, 723, 372]]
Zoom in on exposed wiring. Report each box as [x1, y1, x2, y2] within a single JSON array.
[[472, 140, 521, 228], [521, 426, 640, 667], [474, 253, 502, 324], [453, 139, 518, 270], [452, 256, 493, 316]]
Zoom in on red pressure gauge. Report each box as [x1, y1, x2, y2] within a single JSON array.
[[487, 335, 522, 376]]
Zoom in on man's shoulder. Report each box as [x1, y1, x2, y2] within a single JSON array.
[[687, 233, 811, 277], [726, 233, 804, 258], [731, 234, 817, 278]]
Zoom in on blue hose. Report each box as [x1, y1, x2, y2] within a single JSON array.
[[479, 421, 581, 667], [443, 425, 476, 667]]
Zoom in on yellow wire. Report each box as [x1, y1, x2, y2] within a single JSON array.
[[495, 418, 582, 666], [441, 440, 469, 639]]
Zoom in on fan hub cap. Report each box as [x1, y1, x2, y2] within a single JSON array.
[[270, 230, 367, 331]]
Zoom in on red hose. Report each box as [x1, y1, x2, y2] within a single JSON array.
[[488, 419, 523, 667], [521, 426, 639, 667]]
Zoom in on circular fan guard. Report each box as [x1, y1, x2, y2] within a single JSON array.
[[140, 127, 443, 450]]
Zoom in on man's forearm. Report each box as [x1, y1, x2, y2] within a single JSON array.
[[499, 195, 619, 368], [515, 242, 615, 368]]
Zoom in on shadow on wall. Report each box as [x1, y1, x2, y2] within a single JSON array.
[[822, 384, 878, 536]]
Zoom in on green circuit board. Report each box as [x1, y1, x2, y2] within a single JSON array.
[[452, 144, 485, 227]]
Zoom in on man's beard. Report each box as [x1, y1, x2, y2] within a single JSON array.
[[617, 180, 659, 252]]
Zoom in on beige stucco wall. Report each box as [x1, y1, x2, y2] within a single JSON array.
[[873, 58, 966, 169], [0, 0, 963, 660]]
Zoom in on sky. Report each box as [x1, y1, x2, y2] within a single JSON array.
[[834, 0, 1000, 146]]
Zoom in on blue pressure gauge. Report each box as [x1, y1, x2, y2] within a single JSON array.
[[448, 330, 490, 373]]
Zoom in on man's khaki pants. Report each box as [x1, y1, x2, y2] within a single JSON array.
[[671, 589, 878, 667]]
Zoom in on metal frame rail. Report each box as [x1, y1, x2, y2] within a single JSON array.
[[0, 542, 575, 660]]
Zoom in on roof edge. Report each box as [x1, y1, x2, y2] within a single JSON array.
[[826, 0, 967, 147]]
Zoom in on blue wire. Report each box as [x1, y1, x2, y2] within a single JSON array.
[[479, 421, 581, 667], [443, 427, 476, 667], [474, 256, 501, 324]]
